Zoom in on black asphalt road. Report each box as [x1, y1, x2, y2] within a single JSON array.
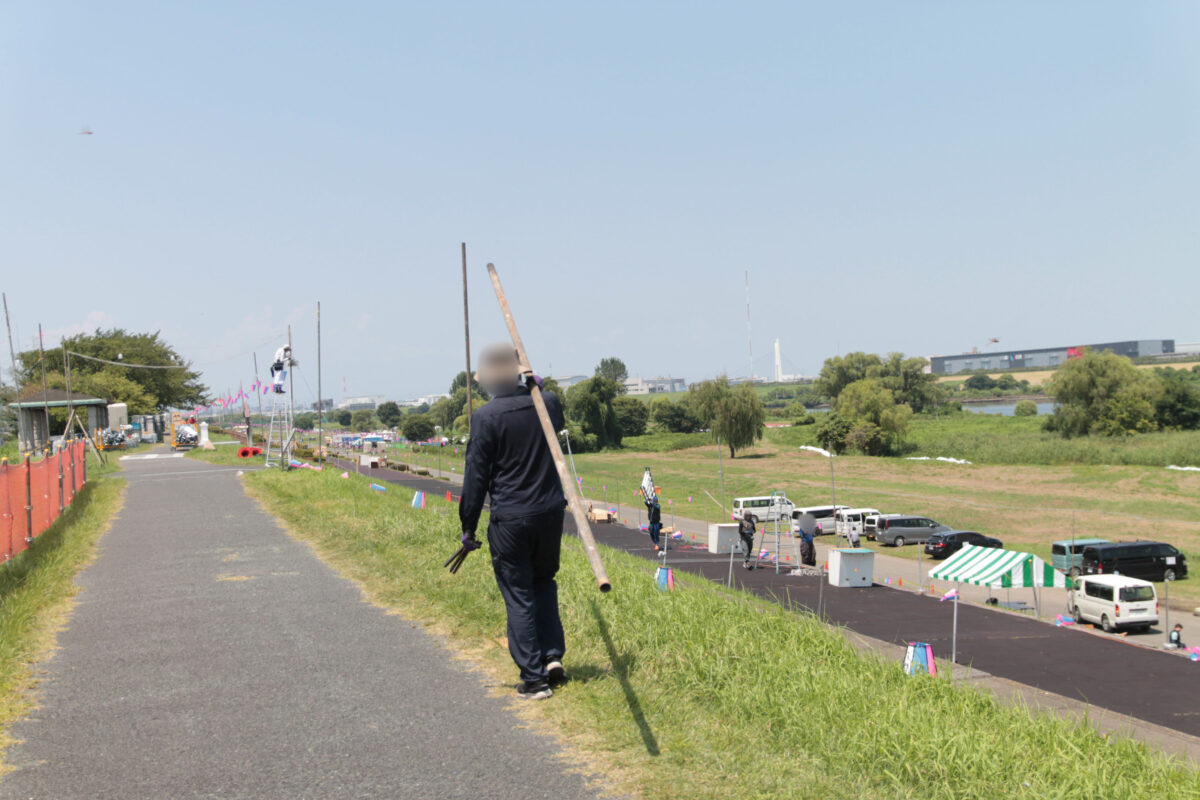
[[358, 462, 1200, 738], [0, 455, 604, 800]]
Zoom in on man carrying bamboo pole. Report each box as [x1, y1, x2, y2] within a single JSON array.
[[459, 344, 568, 700]]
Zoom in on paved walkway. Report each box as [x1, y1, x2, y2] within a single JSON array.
[[0, 453, 602, 800]]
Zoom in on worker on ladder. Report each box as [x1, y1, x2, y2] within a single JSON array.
[[270, 345, 296, 394]]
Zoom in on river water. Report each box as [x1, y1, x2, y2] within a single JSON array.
[[963, 401, 1055, 416]]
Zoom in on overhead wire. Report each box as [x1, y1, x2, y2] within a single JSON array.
[[66, 350, 188, 369]]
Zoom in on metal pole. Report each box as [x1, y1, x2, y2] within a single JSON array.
[[37, 324, 50, 452], [487, 263, 610, 592], [1164, 577, 1170, 647], [24, 454, 33, 545], [285, 325, 295, 468], [317, 301, 323, 462], [918, 545, 924, 594], [61, 340, 74, 444], [57, 448, 63, 512], [829, 454, 837, 507], [2, 293, 23, 454], [952, 592, 959, 664], [253, 353, 265, 446], [716, 435, 728, 516], [462, 243, 473, 430]]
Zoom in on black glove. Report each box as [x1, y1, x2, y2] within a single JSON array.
[[444, 532, 481, 574]]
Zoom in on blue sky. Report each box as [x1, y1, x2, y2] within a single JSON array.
[[3, 2, 1198, 405]]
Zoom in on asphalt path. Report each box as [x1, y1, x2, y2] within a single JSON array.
[[352, 461, 1200, 739], [0, 454, 604, 800]]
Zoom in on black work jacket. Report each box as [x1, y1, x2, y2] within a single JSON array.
[[459, 386, 566, 534]]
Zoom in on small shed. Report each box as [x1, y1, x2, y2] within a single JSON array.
[[8, 388, 109, 454]]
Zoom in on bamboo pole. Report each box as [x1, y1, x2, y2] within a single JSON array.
[[486, 263, 610, 593]]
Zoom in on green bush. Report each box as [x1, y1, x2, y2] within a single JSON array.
[[1013, 400, 1038, 417]]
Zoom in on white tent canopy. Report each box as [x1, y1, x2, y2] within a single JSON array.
[[928, 544, 1070, 589]]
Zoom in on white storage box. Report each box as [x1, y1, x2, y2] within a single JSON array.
[[708, 523, 744, 555], [828, 548, 874, 587]]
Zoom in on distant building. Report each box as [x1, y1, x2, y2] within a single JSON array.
[[623, 376, 687, 395], [311, 398, 334, 411], [929, 340, 1175, 375], [398, 394, 450, 408], [337, 395, 387, 411], [550, 374, 589, 388]]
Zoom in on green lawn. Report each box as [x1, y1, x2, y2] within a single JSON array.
[[0, 476, 126, 773], [243, 466, 1198, 799]]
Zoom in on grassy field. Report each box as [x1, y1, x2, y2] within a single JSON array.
[[936, 360, 1200, 385], [0, 476, 126, 773], [570, 430, 1200, 607], [242, 466, 1199, 799]]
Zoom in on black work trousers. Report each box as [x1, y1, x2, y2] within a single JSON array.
[[487, 507, 566, 684]]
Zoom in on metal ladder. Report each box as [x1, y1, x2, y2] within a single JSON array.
[[263, 373, 295, 469]]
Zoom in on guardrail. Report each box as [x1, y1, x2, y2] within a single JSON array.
[[0, 440, 87, 561]]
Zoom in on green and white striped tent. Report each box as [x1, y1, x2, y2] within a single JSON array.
[[927, 544, 1070, 588]]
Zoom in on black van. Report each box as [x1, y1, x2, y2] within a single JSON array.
[[1079, 541, 1187, 582]]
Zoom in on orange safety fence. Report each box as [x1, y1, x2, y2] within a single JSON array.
[[0, 440, 88, 563]]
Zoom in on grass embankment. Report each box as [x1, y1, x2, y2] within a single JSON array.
[[0, 476, 126, 772], [246, 466, 1198, 799], [768, 416, 1200, 468], [571, 432, 1200, 607]]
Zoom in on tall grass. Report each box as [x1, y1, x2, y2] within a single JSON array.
[[246, 468, 1199, 800], [0, 477, 126, 771]]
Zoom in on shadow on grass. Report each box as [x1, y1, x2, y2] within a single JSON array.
[[588, 599, 660, 756]]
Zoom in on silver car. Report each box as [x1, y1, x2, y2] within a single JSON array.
[[876, 516, 951, 547]]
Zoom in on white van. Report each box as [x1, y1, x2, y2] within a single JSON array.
[[733, 494, 795, 524], [791, 505, 850, 536], [834, 508, 881, 541], [1069, 575, 1158, 633]]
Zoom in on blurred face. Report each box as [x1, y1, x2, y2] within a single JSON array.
[[477, 344, 520, 397]]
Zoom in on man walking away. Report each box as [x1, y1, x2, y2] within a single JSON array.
[[646, 497, 663, 554], [459, 344, 568, 700], [739, 513, 757, 570]]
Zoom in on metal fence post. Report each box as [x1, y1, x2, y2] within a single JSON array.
[[70, 441, 77, 494], [58, 449, 64, 513], [24, 455, 33, 546]]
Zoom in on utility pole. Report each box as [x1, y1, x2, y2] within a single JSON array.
[[253, 352, 265, 444], [37, 324, 51, 451], [317, 301, 323, 459], [462, 243, 472, 430], [3, 293, 24, 453]]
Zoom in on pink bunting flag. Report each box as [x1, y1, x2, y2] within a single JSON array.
[[339, 471, 349, 478]]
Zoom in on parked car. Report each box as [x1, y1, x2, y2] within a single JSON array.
[[864, 513, 896, 541], [1080, 541, 1187, 582], [1050, 538, 1111, 577], [1069, 575, 1158, 633], [876, 516, 951, 547], [791, 505, 849, 536], [834, 508, 881, 542], [733, 494, 795, 525], [924, 531, 1002, 559]]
